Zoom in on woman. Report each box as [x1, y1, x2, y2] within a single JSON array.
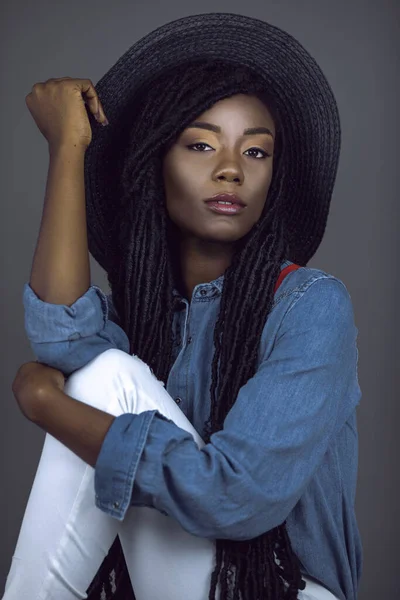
[[4, 12, 362, 600]]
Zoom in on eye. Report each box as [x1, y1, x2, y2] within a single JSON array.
[[186, 143, 270, 159], [187, 142, 213, 152], [245, 147, 270, 159]]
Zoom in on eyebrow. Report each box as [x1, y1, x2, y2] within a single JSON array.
[[186, 121, 274, 138]]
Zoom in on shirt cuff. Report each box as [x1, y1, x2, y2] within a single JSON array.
[[23, 283, 109, 343], [94, 410, 160, 520]]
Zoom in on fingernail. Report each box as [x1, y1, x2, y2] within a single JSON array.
[[101, 117, 109, 126]]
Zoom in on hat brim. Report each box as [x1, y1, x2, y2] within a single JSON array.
[[84, 12, 341, 272]]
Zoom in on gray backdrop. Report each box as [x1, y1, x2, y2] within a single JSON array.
[[1, 1, 399, 598]]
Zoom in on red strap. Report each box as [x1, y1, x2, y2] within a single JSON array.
[[274, 264, 302, 294]]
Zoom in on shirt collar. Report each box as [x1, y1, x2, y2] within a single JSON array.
[[172, 259, 291, 299]]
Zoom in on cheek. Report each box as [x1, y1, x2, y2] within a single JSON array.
[[163, 159, 201, 226], [163, 159, 192, 206], [164, 181, 192, 227], [163, 181, 194, 231], [251, 171, 273, 218]]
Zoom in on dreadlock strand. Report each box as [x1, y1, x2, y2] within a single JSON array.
[[124, 228, 138, 348], [128, 216, 150, 350], [213, 228, 281, 419]]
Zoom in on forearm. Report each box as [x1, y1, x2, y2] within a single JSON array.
[[29, 143, 90, 306], [34, 387, 115, 468]]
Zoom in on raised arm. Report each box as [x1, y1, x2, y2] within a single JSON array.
[[26, 76, 107, 304], [24, 78, 129, 374], [29, 142, 89, 305]]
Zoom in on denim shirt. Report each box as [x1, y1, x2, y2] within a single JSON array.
[[22, 260, 362, 600]]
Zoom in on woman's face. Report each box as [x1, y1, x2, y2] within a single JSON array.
[[162, 93, 276, 245]]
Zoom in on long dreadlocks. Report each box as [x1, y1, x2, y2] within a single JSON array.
[[86, 58, 307, 600]]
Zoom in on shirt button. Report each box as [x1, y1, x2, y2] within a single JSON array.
[[175, 397, 182, 405], [113, 501, 120, 509], [200, 289, 207, 296], [187, 337, 192, 344]]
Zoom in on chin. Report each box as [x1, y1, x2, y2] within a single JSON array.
[[197, 229, 250, 244], [169, 217, 253, 244]]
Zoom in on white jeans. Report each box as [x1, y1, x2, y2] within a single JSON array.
[[3, 349, 339, 600]]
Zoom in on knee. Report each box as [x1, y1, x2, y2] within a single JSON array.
[[64, 349, 156, 412], [91, 348, 150, 373], [67, 348, 152, 385]]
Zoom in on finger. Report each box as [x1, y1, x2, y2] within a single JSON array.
[[77, 79, 106, 122], [45, 77, 106, 122]]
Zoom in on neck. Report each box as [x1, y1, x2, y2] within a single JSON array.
[[172, 236, 235, 301]]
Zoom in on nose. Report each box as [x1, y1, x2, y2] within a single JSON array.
[[214, 162, 243, 184], [216, 172, 241, 183], [212, 148, 244, 184]]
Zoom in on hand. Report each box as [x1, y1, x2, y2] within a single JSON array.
[[12, 361, 66, 422], [25, 77, 109, 151]]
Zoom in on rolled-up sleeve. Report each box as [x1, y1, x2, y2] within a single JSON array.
[[23, 283, 130, 375], [94, 277, 361, 540]]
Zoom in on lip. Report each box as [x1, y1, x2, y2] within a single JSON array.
[[204, 193, 246, 216], [205, 202, 245, 215], [204, 193, 246, 206]]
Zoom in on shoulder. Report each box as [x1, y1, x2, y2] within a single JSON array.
[[273, 262, 353, 314], [258, 263, 357, 360]]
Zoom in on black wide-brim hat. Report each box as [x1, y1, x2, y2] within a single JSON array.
[[84, 12, 341, 273]]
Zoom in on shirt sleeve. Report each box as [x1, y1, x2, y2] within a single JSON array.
[[94, 277, 361, 540], [23, 283, 130, 375]]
